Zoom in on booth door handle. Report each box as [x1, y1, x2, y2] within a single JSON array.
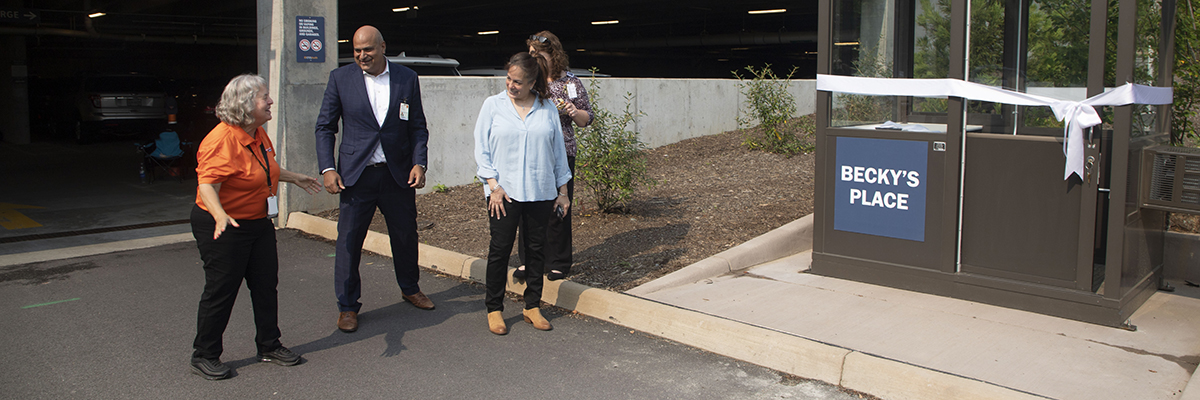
[[1085, 156, 1096, 184]]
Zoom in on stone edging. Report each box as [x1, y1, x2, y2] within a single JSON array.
[[285, 212, 1049, 400]]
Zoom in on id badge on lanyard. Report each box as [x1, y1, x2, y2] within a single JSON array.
[[266, 195, 278, 218]]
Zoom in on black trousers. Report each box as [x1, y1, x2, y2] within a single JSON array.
[[334, 164, 420, 312], [190, 205, 281, 360], [486, 198, 552, 312], [519, 156, 575, 273]]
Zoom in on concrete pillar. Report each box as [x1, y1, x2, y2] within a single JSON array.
[[257, 0, 338, 226], [0, 35, 30, 144]]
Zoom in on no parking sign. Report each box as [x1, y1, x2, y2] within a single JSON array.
[[296, 16, 324, 63]]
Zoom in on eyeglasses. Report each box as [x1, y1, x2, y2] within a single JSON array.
[[529, 35, 548, 43]]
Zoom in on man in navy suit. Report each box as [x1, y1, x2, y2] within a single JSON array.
[[315, 25, 433, 333]]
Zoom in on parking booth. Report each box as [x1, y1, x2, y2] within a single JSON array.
[[810, 0, 1179, 328]]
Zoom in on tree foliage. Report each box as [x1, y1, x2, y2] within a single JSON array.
[[1175, 0, 1200, 144]]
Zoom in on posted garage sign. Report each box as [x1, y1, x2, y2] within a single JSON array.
[[296, 16, 325, 63], [833, 137, 927, 242]]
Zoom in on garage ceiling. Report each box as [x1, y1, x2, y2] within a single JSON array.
[[13, 0, 816, 78]]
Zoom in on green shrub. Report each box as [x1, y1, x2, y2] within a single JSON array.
[[734, 64, 813, 155], [576, 73, 656, 213], [432, 183, 449, 193]]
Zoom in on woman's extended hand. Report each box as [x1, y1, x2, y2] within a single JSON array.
[[488, 186, 511, 219], [281, 169, 322, 195], [293, 175, 322, 194], [213, 212, 239, 240]]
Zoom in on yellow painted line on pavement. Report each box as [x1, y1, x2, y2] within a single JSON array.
[[0, 202, 45, 230]]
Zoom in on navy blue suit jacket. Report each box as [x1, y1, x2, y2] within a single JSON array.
[[315, 62, 429, 187]]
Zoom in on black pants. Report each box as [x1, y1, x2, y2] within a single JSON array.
[[486, 198, 552, 312], [190, 205, 281, 360], [334, 164, 421, 312], [519, 157, 574, 273]]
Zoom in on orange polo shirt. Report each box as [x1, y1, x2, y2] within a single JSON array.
[[194, 122, 280, 220]]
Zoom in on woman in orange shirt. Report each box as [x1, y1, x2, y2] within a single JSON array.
[[189, 74, 321, 380]]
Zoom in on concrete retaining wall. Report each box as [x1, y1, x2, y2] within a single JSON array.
[[286, 76, 815, 219], [417, 77, 816, 193]]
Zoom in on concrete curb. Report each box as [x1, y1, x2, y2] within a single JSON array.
[[285, 211, 1047, 400], [1180, 365, 1200, 400], [627, 214, 813, 296], [0, 233, 195, 267]]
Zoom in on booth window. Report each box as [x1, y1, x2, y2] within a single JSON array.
[[828, 0, 956, 132]]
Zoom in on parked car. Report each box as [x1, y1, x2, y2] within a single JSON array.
[[458, 67, 611, 77], [337, 52, 461, 76], [73, 74, 170, 142]]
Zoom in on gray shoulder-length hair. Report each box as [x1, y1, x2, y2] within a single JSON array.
[[215, 74, 267, 128]]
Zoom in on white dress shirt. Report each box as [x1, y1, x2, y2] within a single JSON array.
[[363, 64, 390, 165]]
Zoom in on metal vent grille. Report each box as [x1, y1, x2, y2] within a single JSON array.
[[1143, 146, 1200, 214], [1150, 153, 1175, 201]]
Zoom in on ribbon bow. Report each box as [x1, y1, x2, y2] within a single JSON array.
[[816, 75, 1173, 180]]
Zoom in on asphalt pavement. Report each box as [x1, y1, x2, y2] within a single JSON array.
[[0, 229, 864, 400]]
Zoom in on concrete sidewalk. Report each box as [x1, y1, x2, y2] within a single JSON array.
[[286, 212, 1200, 400], [629, 218, 1200, 400]]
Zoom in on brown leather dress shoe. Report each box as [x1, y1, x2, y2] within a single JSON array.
[[402, 291, 435, 310], [337, 311, 358, 332], [523, 308, 552, 331], [487, 311, 508, 335]]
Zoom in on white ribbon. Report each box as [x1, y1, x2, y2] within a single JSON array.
[[816, 74, 1173, 180]]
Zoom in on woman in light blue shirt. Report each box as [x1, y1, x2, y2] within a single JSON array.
[[474, 52, 572, 335]]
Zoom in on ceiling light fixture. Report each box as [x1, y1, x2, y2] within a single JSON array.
[[478, 30, 500, 35], [88, 12, 106, 18], [576, 48, 586, 52], [834, 41, 860, 46], [338, 39, 349, 43], [591, 20, 619, 25], [748, 9, 786, 15], [392, 6, 418, 12]]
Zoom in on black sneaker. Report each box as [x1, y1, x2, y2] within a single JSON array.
[[257, 346, 301, 366], [190, 357, 231, 380]]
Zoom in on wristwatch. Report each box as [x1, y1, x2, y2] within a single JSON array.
[[416, 164, 427, 172]]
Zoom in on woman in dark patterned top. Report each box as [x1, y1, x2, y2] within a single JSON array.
[[514, 30, 594, 282]]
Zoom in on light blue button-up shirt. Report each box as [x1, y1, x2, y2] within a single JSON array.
[[474, 92, 572, 202]]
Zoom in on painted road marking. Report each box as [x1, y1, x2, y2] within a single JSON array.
[[22, 298, 80, 309], [0, 202, 44, 230]]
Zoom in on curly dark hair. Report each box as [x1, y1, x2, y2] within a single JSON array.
[[506, 52, 549, 105], [527, 30, 570, 78]]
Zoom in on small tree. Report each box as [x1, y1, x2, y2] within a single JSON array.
[[734, 64, 813, 155], [576, 73, 655, 213]]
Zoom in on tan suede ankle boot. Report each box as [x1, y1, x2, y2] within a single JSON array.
[[488, 311, 508, 335], [523, 308, 552, 331]]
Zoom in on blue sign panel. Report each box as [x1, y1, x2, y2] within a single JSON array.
[[833, 137, 928, 242], [296, 16, 325, 63]]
